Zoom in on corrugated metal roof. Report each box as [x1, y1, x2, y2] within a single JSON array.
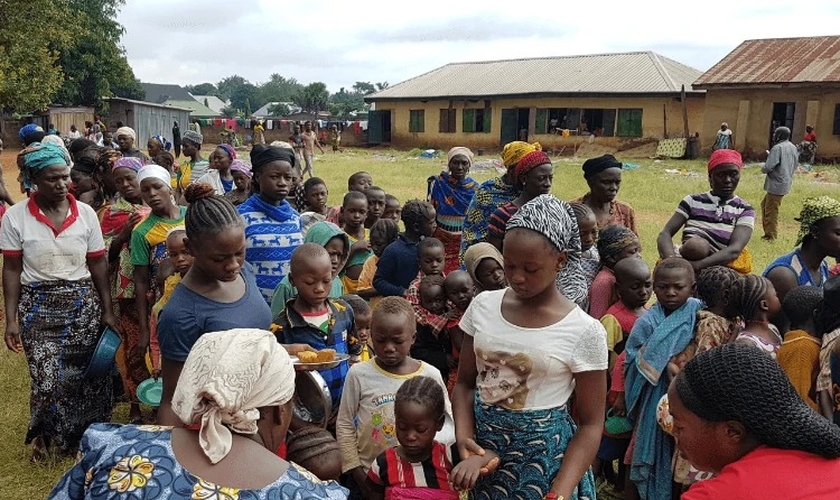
[[367, 51, 703, 100], [695, 36, 840, 87]]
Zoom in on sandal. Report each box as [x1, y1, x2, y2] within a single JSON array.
[[30, 436, 47, 464]]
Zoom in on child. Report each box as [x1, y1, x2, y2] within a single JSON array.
[[383, 194, 402, 222], [366, 376, 498, 499], [443, 271, 475, 393], [357, 218, 399, 306], [453, 195, 607, 499], [348, 171, 373, 193], [463, 242, 506, 293], [588, 224, 641, 319], [224, 159, 251, 206], [342, 294, 373, 362], [728, 275, 783, 358], [816, 276, 840, 421], [571, 202, 600, 292], [405, 237, 446, 306], [411, 275, 453, 381], [286, 426, 344, 482], [273, 243, 360, 407], [337, 297, 454, 499], [299, 177, 332, 235], [154, 151, 177, 187], [286, 163, 304, 212], [365, 186, 387, 229], [341, 191, 373, 294], [693, 266, 740, 352], [624, 257, 702, 499], [270, 221, 349, 317], [374, 200, 437, 297], [777, 285, 824, 410]]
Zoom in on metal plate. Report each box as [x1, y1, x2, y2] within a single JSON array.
[[291, 353, 350, 371]]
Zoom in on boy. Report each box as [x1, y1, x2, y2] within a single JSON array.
[[336, 297, 454, 499], [383, 194, 401, 222], [373, 200, 437, 297], [411, 275, 453, 381], [778, 285, 824, 410], [341, 294, 372, 362], [341, 192, 373, 294], [348, 171, 373, 193], [274, 243, 360, 408], [443, 270, 475, 392], [364, 186, 386, 229]]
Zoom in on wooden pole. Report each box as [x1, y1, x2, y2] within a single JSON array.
[[663, 104, 667, 138], [681, 84, 689, 139]]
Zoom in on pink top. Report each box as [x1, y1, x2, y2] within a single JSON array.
[[588, 267, 617, 320]]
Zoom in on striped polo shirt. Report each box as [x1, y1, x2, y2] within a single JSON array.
[[676, 191, 755, 250]]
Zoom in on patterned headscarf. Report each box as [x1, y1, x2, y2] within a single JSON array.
[[150, 135, 172, 152], [19, 123, 44, 143], [116, 126, 136, 141], [501, 141, 541, 168], [182, 129, 203, 145], [97, 148, 122, 175], [40, 135, 73, 166], [506, 194, 588, 306], [113, 157, 144, 173], [795, 196, 840, 246], [217, 143, 237, 160], [230, 159, 253, 178], [172, 329, 296, 464], [514, 150, 551, 185], [447, 146, 473, 168], [597, 224, 639, 264], [20, 143, 71, 190]]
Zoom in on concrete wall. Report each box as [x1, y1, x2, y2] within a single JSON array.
[[700, 87, 840, 160], [373, 95, 705, 150]]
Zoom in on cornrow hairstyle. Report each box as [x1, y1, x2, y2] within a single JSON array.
[[183, 183, 244, 242], [725, 274, 770, 321], [419, 274, 446, 294], [340, 294, 371, 317], [342, 190, 367, 207], [676, 343, 840, 458], [370, 218, 399, 244], [654, 257, 695, 284], [569, 201, 595, 222], [303, 177, 326, 195], [597, 224, 638, 266], [402, 199, 434, 232], [418, 237, 444, 255], [817, 276, 840, 335], [695, 266, 739, 310], [782, 286, 823, 331], [395, 375, 446, 423], [285, 427, 341, 477], [373, 296, 414, 325]]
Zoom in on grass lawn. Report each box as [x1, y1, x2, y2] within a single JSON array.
[[0, 147, 838, 497]]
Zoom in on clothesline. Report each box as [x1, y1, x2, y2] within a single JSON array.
[[193, 118, 368, 132]]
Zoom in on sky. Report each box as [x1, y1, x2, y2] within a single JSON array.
[[118, 0, 840, 93]]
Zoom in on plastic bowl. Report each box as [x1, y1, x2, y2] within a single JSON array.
[[137, 378, 163, 407], [85, 327, 121, 379]]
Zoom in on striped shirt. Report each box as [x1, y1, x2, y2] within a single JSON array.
[[676, 192, 755, 251], [368, 441, 459, 497]]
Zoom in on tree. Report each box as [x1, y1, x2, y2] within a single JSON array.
[[293, 82, 329, 114], [375, 82, 390, 91], [352, 82, 376, 95], [229, 83, 259, 113], [187, 82, 219, 96], [221, 105, 239, 118], [267, 102, 292, 117], [216, 75, 247, 101], [329, 87, 365, 119], [257, 74, 303, 108]]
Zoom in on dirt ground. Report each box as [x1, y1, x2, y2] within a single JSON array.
[[0, 148, 27, 203]]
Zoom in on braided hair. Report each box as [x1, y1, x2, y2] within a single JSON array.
[[183, 183, 244, 242], [370, 218, 399, 245], [695, 266, 739, 310], [401, 199, 434, 234], [676, 343, 840, 458], [597, 224, 638, 267], [285, 427, 341, 480], [725, 274, 769, 321], [569, 202, 595, 223], [782, 286, 823, 331], [395, 375, 446, 423]]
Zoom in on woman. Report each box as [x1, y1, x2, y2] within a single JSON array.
[[100, 157, 151, 424], [48, 329, 348, 499], [800, 125, 818, 163], [197, 143, 236, 195], [1, 143, 118, 460], [486, 149, 553, 252], [146, 134, 171, 159], [670, 343, 840, 499], [713, 122, 733, 150], [427, 146, 477, 274], [573, 154, 637, 233], [172, 121, 181, 159], [658, 149, 755, 273], [238, 144, 304, 303], [460, 141, 540, 262], [177, 129, 209, 191], [115, 127, 150, 162]]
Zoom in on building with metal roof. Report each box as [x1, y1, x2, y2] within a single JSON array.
[[364, 51, 705, 148], [694, 36, 840, 159], [105, 97, 192, 151]]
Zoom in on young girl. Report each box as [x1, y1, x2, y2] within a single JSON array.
[[571, 202, 600, 292], [357, 218, 399, 306], [454, 194, 608, 500], [374, 200, 437, 297], [463, 242, 506, 294], [197, 144, 236, 195], [224, 159, 251, 206], [299, 177, 333, 235], [729, 275, 783, 358], [693, 265, 740, 352], [366, 376, 498, 500], [588, 224, 641, 319]]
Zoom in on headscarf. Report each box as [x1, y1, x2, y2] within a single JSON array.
[[463, 242, 504, 293], [250, 144, 297, 170], [137, 164, 172, 186], [97, 148, 122, 174], [270, 140, 294, 150], [514, 150, 551, 185], [116, 126, 136, 141], [501, 141, 541, 168], [72, 156, 99, 176], [19, 124, 45, 145], [506, 194, 588, 306], [582, 154, 622, 180], [171, 329, 296, 464], [217, 143, 237, 160], [597, 224, 638, 263], [230, 159, 253, 178], [40, 135, 73, 166], [20, 143, 71, 190], [447, 146, 473, 168], [676, 343, 840, 458], [708, 148, 743, 172], [183, 129, 203, 145], [150, 134, 172, 152], [795, 196, 840, 246], [113, 157, 143, 173]]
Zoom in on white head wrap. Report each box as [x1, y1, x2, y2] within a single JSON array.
[[172, 329, 296, 464], [137, 164, 172, 186], [116, 126, 136, 141]]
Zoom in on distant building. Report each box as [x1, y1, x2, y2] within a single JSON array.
[[252, 102, 302, 118], [140, 83, 194, 104], [163, 99, 220, 119], [190, 94, 229, 114], [105, 97, 192, 149], [694, 35, 840, 159], [364, 51, 705, 147]]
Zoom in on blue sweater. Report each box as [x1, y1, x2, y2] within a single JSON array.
[[373, 234, 420, 296]]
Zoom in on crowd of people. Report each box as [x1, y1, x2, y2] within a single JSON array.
[[2, 122, 840, 500]]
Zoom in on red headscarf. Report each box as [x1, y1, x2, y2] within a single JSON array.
[[514, 150, 551, 185], [708, 149, 742, 172]]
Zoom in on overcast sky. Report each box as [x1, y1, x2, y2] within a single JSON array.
[[119, 0, 840, 93]]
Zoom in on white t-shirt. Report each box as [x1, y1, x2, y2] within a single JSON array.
[[0, 197, 106, 284], [460, 289, 608, 411]]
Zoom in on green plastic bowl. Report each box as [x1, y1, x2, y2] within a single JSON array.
[[137, 378, 163, 407]]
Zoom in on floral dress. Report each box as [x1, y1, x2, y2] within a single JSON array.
[[48, 423, 348, 499]]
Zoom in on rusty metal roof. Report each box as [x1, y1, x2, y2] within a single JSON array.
[[694, 36, 840, 87], [367, 51, 703, 101]]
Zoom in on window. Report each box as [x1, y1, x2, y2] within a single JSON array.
[[581, 109, 617, 137], [409, 110, 425, 133], [463, 108, 492, 133], [535, 108, 570, 134], [616, 109, 643, 137], [833, 104, 840, 135], [439, 109, 456, 133]]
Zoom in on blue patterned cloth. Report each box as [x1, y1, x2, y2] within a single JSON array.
[[763, 249, 830, 288], [48, 423, 348, 499], [238, 194, 304, 303], [471, 397, 596, 500]]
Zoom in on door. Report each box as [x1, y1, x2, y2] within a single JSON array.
[[382, 110, 392, 143], [517, 109, 531, 140], [500, 109, 518, 145], [770, 102, 795, 147], [368, 110, 386, 144]]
